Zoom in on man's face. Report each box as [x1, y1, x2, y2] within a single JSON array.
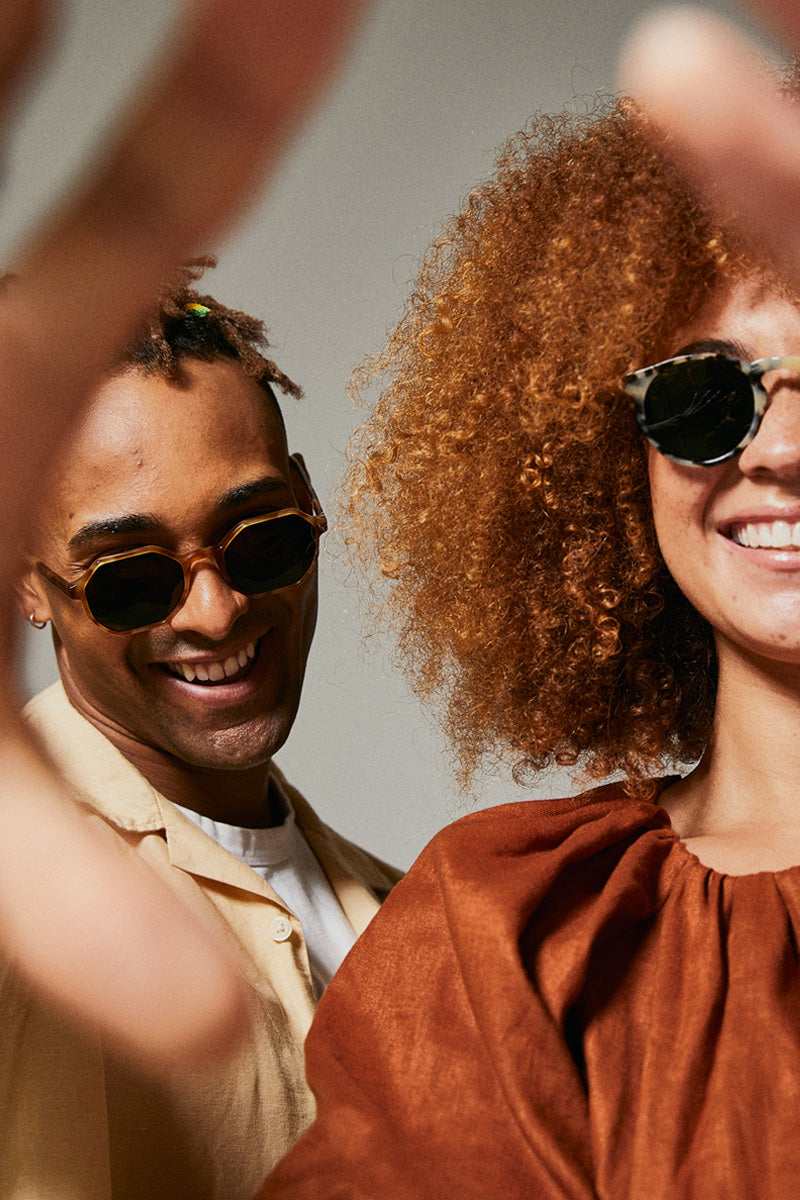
[[24, 358, 318, 775]]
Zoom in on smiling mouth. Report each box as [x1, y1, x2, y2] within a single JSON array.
[[729, 521, 800, 550], [161, 640, 258, 685]]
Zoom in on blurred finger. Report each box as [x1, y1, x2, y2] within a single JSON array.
[[0, 0, 54, 120], [620, 7, 800, 289]]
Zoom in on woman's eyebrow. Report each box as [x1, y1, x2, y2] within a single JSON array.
[[671, 337, 751, 359]]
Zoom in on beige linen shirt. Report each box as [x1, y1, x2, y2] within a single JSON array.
[[1, 683, 400, 1200]]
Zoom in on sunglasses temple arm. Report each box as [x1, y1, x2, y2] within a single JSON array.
[[290, 454, 328, 532], [751, 355, 800, 375], [33, 560, 76, 599], [623, 377, 648, 402]]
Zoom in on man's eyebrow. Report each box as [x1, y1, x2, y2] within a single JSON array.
[[67, 478, 291, 549], [68, 513, 160, 550], [672, 337, 751, 360], [217, 476, 291, 510]]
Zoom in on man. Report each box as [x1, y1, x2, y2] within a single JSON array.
[[7, 264, 399, 1200], [0, 0, 373, 1077]]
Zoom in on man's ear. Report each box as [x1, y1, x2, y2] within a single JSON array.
[[289, 452, 314, 515], [16, 565, 52, 627]]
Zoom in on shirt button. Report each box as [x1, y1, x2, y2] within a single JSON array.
[[269, 915, 292, 943]]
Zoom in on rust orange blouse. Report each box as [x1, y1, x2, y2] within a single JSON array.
[[260, 782, 800, 1198]]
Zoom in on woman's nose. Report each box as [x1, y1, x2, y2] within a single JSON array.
[[738, 374, 800, 481], [168, 561, 249, 640]]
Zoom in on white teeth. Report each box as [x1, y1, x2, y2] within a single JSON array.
[[773, 521, 792, 547], [733, 521, 800, 549], [167, 640, 258, 684]]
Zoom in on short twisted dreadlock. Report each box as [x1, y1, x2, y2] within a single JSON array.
[[121, 257, 300, 426]]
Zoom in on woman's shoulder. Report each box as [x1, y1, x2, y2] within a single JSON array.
[[417, 779, 676, 883], [363, 780, 681, 974]]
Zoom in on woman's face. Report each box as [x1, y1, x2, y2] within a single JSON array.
[[648, 274, 800, 668]]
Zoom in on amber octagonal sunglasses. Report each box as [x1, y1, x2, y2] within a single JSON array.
[[35, 457, 327, 634]]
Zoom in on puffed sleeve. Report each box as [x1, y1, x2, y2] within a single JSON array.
[[259, 789, 669, 1199]]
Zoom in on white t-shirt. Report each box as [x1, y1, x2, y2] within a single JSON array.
[[176, 792, 357, 996]]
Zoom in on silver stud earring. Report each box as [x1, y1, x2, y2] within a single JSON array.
[[28, 613, 48, 630]]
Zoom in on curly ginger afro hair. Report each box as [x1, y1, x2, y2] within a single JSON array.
[[345, 96, 760, 796]]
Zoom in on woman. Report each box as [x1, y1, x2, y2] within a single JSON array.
[[260, 87, 800, 1197]]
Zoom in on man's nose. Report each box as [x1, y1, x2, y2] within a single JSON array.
[[738, 373, 800, 481], [168, 560, 249, 640]]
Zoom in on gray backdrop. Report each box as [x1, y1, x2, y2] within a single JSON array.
[[7, 0, 755, 868]]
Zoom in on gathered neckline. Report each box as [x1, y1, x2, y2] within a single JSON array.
[[655, 802, 800, 882]]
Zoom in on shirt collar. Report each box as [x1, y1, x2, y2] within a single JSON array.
[[22, 682, 290, 902], [24, 682, 167, 833]]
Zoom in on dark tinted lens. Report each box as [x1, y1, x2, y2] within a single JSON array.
[[84, 552, 185, 632], [224, 515, 317, 594], [642, 358, 755, 463]]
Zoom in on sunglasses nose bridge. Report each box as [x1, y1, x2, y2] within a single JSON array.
[[750, 361, 800, 435], [180, 544, 231, 589], [165, 542, 250, 639], [752, 355, 800, 394], [736, 359, 800, 476]]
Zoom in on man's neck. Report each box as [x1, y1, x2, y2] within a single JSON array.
[[61, 683, 282, 828], [126, 746, 283, 829]]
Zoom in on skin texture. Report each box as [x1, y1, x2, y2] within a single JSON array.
[[20, 359, 318, 826], [0, 0, 369, 1073]]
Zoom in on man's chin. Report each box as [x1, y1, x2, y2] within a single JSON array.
[[160, 717, 294, 774]]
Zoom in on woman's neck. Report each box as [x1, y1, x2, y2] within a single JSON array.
[[661, 639, 800, 874]]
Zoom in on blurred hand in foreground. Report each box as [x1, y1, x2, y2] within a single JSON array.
[[0, 0, 369, 1076]]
